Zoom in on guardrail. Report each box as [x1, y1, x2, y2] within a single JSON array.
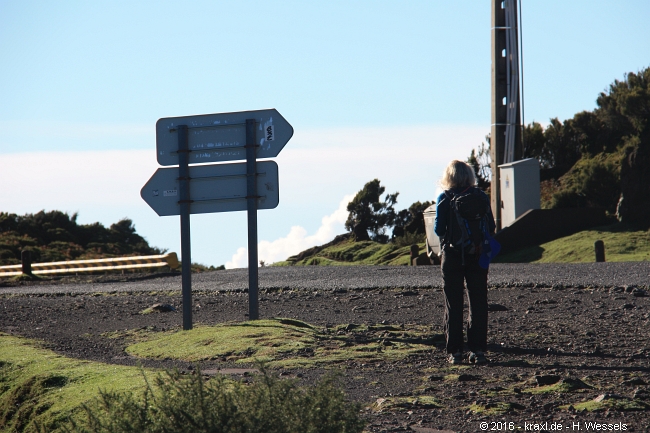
[[0, 253, 179, 277]]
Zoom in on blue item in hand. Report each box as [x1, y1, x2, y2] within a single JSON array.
[[479, 236, 501, 269]]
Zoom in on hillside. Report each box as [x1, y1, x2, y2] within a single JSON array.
[[469, 67, 650, 227], [0, 210, 164, 266], [278, 222, 650, 266], [274, 233, 427, 266], [523, 68, 649, 223], [495, 222, 650, 263]]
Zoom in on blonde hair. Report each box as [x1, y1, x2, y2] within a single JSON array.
[[439, 160, 477, 190]]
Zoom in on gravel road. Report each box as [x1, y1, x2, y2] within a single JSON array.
[[3, 262, 649, 295], [2, 262, 650, 432]]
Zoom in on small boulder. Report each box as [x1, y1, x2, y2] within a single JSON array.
[[535, 375, 561, 386], [140, 303, 176, 314]]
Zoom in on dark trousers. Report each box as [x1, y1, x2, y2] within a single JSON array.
[[441, 249, 488, 354]]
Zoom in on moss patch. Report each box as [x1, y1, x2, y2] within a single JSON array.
[[443, 374, 460, 381], [10, 273, 43, 282], [524, 378, 591, 394], [0, 333, 149, 432], [101, 326, 174, 344], [125, 319, 440, 368], [563, 395, 649, 412], [371, 395, 443, 412], [467, 401, 524, 415]]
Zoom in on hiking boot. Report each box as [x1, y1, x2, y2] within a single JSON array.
[[448, 352, 463, 365], [468, 351, 488, 365]]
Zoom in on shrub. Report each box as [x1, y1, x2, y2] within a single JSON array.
[[549, 153, 621, 212], [65, 367, 365, 433], [392, 231, 426, 248]]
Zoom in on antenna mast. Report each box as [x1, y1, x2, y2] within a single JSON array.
[[491, 0, 522, 230]]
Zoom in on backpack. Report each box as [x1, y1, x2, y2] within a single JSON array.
[[443, 188, 491, 265]]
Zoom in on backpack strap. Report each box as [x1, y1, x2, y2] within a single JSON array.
[[442, 190, 454, 250], [451, 194, 470, 266]]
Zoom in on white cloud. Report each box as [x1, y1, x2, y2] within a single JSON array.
[[226, 247, 248, 270], [1, 123, 487, 267], [274, 123, 486, 207], [0, 121, 151, 153], [1, 124, 484, 213], [225, 194, 354, 268], [0, 149, 156, 211]]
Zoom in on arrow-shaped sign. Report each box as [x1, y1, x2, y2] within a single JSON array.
[[156, 109, 293, 166], [141, 161, 279, 216]]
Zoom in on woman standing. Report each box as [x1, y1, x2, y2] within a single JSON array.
[[434, 160, 495, 365]]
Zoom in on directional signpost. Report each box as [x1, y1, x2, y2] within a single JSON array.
[[156, 109, 293, 166], [141, 161, 279, 216], [142, 109, 293, 330]]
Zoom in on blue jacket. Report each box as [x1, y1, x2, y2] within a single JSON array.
[[434, 186, 496, 248]]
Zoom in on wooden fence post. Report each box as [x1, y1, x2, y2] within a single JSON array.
[[595, 240, 605, 262], [21, 250, 32, 275]]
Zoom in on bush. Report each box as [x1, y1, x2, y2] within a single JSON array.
[[549, 153, 621, 212], [0, 211, 166, 266], [392, 231, 426, 248], [65, 367, 366, 433]]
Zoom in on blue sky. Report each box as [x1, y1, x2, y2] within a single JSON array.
[[1, 0, 649, 267]]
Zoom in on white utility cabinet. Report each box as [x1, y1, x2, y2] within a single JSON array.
[[498, 158, 541, 228]]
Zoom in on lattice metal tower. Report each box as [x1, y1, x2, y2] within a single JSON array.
[[491, 0, 522, 230]]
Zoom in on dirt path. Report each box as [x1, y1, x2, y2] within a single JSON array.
[[1, 273, 650, 432]]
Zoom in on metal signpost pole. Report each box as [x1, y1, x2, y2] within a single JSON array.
[[245, 119, 259, 320], [177, 125, 193, 330], [147, 109, 293, 326]]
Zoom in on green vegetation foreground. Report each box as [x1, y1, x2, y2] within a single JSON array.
[[0, 332, 364, 433]]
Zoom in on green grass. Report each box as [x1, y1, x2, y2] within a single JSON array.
[[0, 333, 149, 432], [0, 327, 370, 433], [562, 397, 648, 412], [1, 319, 436, 429], [10, 274, 43, 282], [126, 319, 316, 365], [274, 238, 425, 266], [273, 222, 650, 266], [0, 332, 366, 432], [496, 223, 650, 263], [125, 319, 441, 368], [523, 378, 591, 394], [466, 402, 523, 415], [371, 395, 443, 412]]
